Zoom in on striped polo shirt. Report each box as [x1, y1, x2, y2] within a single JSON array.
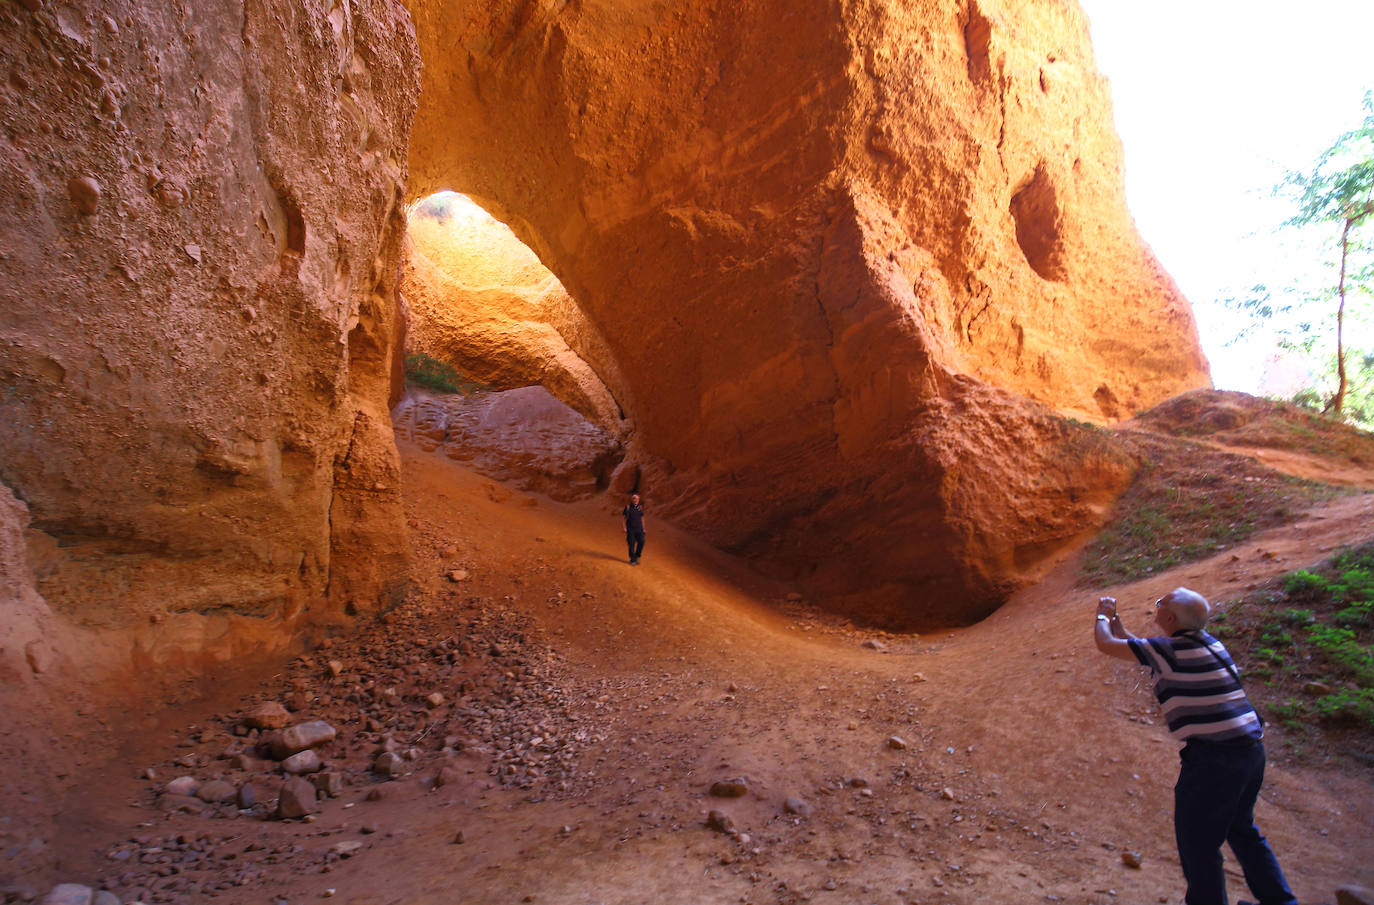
[[1127, 630, 1263, 744]]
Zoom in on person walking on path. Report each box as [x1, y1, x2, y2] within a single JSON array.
[[622, 492, 646, 565], [1093, 587, 1298, 905]]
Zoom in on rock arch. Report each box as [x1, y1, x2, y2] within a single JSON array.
[[402, 0, 1209, 625], [401, 191, 628, 433]]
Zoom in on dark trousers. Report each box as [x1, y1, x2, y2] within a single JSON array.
[[626, 530, 645, 562], [1175, 740, 1297, 905]]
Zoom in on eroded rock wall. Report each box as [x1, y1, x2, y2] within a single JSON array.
[[0, 1, 419, 667], [404, 0, 1206, 623]]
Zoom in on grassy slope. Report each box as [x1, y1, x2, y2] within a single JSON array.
[[1079, 390, 1374, 764]]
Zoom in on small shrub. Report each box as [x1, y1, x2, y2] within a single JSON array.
[[1284, 570, 1329, 600], [1307, 624, 1374, 683], [1267, 698, 1308, 730], [1330, 565, 1374, 606], [404, 353, 489, 395], [1279, 608, 1316, 627], [1335, 602, 1374, 627], [1311, 688, 1374, 727]]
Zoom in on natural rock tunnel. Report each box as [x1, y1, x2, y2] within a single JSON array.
[[0, 0, 1212, 700]]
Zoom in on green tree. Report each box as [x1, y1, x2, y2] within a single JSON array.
[[1280, 90, 1374, 417]]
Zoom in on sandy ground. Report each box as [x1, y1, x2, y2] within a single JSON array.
[[42, 439, 1374, 905]]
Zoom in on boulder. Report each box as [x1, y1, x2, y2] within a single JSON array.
[[281, 750, 323, 775], [373, 752, 404, 777], [195, 780, 238, 803], [272, 721, 337, 759], [709, 778, 749, 798], [277, 777, 319, 820], [40, 885, 93, 905], [163, 776, 199, 797], [243, 702, 290, 731]]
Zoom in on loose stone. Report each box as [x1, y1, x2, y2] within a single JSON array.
[[195, 780, 237, 803], [243, 702, 290, 730], [164, 776, 199, 797], [281, 750, 322, 775], [709, 778, 749, 798], [277, 777, 319, 819]]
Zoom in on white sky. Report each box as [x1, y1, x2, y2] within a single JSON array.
[[1077, 1, 1374, 392]]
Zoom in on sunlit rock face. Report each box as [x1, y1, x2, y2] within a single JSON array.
[[0, 0, 420, 666], [402, 195, 629, 434], [404, 0, 1207, 624]]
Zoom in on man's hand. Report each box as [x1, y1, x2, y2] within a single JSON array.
[[1094, 595, 1136, 660]]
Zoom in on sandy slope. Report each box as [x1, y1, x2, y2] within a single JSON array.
[[45, 440, 1374, 905]]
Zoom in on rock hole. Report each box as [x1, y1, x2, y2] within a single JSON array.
[[1009, 165, 1066, 281], [283, 199, 305, 257], [1093, 384, 1121, 419], [963, 1, 993, 86]]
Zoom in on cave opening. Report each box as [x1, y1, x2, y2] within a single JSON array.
[[394, 192, 628, 501]]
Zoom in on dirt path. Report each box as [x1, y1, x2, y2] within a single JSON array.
[[47, 441, 1374, 905]]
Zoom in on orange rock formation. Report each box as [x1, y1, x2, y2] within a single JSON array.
[[404, 0, 1207, 623], [0, 0, 1210, 698]]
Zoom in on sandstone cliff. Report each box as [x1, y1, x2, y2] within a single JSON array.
[[404, 0, 1208, 623], [0, 0, 420, 673]]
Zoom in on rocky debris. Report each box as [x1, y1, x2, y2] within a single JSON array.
[[709, 778, 749, 798], [886, 736, 907, 750], [276, 778, 318, 820], [782, 796, 812, 816], [860, 640, 887, 652], [447, 570, 469, 582], [1121, 851, 1143, 869], [940, 787, 956, 801], [119, 595, 598, 899], [155, 794, 205, 815], [0, 879, 40, 902], [96, 828, 346, 903]]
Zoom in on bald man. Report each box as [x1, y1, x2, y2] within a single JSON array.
[[1095, 588, 1298, 905]]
